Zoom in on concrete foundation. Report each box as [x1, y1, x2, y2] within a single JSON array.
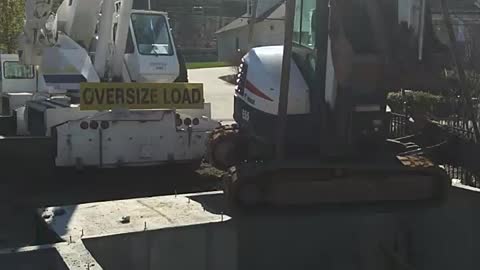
[[2, 185, 480, 270], [84, 222, 236, 270]]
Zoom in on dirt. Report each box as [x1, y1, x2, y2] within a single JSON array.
[[0, 163, 224, 208]]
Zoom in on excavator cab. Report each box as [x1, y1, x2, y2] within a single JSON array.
[[209, 0, 451, 208]]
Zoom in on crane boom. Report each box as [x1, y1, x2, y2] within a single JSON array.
[[19, 0, 55, 65]]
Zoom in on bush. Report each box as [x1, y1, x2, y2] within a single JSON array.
[[387, 91, 453, 117]]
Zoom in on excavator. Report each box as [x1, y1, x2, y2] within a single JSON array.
[[207, 0, 470, 207]]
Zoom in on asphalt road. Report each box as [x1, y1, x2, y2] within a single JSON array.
[[188, 67, 235, 121]]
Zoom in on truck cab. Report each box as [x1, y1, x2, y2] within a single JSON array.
[[0, 54, 36, 94], [0, 54, 38, 116]]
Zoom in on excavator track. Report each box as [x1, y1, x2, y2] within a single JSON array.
[[222, 157, 450, 209]]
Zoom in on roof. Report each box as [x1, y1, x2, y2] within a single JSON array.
[[215, 17, 249, 34], [215, 1, 284, 34]]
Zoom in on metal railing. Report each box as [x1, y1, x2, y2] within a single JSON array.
[[389, 113, 480, 187], [437, 117, 476, 140], [436, 117, 479, 187], [388, 113, 410, 138]]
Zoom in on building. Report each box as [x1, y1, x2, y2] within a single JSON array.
[[215, 0, 285, 62]]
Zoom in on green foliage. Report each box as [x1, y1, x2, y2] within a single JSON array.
[[186, 61, 229, 69], [0, 0, 25, 53], [387, 91, 453, 117]]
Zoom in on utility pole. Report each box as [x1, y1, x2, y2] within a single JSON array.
[[275, 0, 296, 159], [247, 0, 258, 49]]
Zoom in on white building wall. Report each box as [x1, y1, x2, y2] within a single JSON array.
[[217, 1, 285, 62], [217, 21, 284, 62], [217, 28, 249, 62], [253, 20, 285, 46]]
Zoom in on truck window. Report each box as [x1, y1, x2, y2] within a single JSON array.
[[3, 61, 34, 79], [293, 0, 316, 49], [131, 13, 173, 56], [125, 29, 135, 54]]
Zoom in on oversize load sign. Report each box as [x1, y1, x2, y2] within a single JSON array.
[[80, 82, 204, 110]]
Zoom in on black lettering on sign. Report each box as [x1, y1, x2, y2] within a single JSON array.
[[171, 88, 181, 104], [150, 88, 159, 104], [136, 88, 141, 104], [141, 88, 150, 104], [82, 88, 94, 104], [182, 88, 192, 104], [163, 88, 171, 104], [126, 88, 135, 104], [106, 88, 115, 104], [115, 88, 125, 104], [191, 88, 202, 104], [95, 88, 105, 104]]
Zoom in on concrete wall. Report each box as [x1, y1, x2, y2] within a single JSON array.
[[83, 222, 237, 270], [235, 186, 480, 270]]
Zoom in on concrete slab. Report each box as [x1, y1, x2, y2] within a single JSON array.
[[40, 191, 235, 270], [188, 67, 235, 121], [42, 191, 230, 243]]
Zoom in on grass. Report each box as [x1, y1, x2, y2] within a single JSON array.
[[186, 61, 230, 69]]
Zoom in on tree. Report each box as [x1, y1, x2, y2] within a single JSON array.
[[0, 0, 25, 53]]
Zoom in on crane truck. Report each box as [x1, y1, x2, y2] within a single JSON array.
[[207, 0, 458, 207], [0, 0, 219, 170]]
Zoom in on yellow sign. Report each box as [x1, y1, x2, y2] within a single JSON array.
[[80, 82, 204, 110]]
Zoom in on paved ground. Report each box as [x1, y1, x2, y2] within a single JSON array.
[[188, 67, 235, 121], [43, 191, 228, 243]]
